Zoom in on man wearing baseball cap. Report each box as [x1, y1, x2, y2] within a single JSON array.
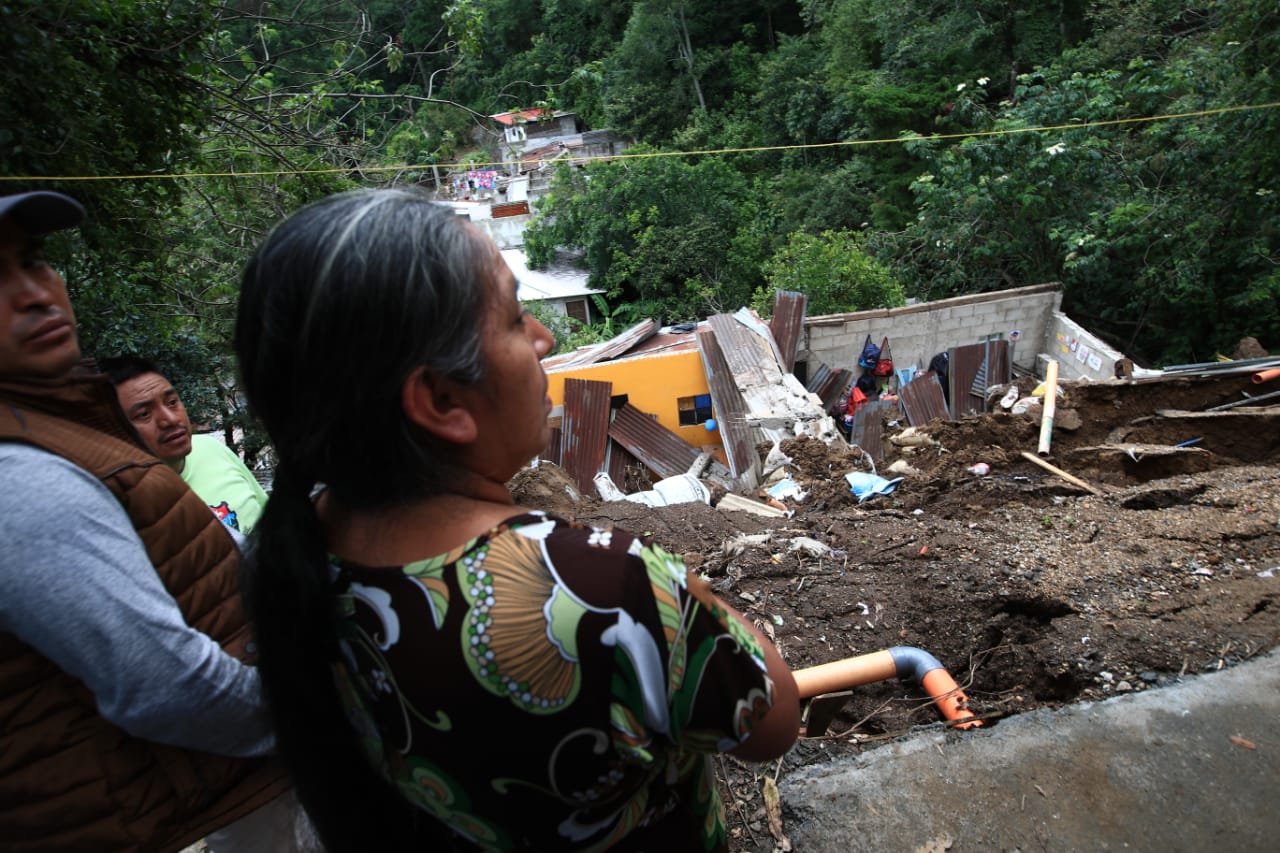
[[0, 191, 295, 852]]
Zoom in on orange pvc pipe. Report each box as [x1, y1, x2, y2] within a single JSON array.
[[793, 650, 898, 697], [793, 646, 983, 729], [920, 668, 982, 730], [1253, 368, 1280, 384]]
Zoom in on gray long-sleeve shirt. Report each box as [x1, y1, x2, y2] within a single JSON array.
[[0, 443, 275, 757]]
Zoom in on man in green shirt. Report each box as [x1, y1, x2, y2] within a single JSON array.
[[101, 356, 269, 534]]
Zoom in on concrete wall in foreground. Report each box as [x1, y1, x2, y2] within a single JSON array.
[[1043, 311, 1126, 381], [801, 283, 1064, 379]]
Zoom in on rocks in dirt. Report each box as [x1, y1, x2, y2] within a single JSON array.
[[1119, 482, 1210, 510]]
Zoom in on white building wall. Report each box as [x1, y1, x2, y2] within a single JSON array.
[[471, 215, 532, 250], [1043, 311, 1125, 381]]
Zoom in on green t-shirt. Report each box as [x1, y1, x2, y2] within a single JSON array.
[[180, 434, 268, 534]]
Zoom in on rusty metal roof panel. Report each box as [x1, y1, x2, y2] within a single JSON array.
[[607, 403, 702, 480], [560, 377, 613, 491], [605, 440, 640, 487], [806, 363, 852, 409], [849, 399, 900, 462], [899, 371, 951, 425], [707, 313, 772, 388], [555, 319, 659, 368], [769, 291, 807, 374], [949, 340, 1010, 416], [697, 327, 758, 485]]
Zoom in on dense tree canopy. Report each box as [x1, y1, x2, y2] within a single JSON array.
[[3, 0, 1276, 442]]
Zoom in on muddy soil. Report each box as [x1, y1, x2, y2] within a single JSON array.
[[509, 372, 1280, 853]]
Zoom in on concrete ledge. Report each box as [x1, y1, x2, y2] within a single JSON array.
[[780, 649, 1280, 851]]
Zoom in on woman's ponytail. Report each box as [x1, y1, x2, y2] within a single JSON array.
[[247, 464, 447, 850]]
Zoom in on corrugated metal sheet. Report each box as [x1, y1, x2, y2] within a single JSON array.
[[542, 426, 562, 466], [849, 399, 900, 461], [696, 327, 758, 485], [607, 403, 704, 481], [557, 319, 659, 368], [560, 378, 613, 491], [900, 371, 951, 425], [707, 314, 771, 388], [950, 340, 1009, 417], [806, 362, 852, 409], [769, 291, 808, 374], [605, 440, 640, 487]]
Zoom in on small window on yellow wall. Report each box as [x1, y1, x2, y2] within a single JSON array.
[[677, 393, 714, 426]]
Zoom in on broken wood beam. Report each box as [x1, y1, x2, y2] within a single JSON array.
[[1019, 451, 1104, 496]]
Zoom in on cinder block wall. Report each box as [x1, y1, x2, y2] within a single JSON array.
[[802, 283, 1064, 378]]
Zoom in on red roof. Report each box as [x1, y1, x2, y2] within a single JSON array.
[[490, 108, 548, 126]]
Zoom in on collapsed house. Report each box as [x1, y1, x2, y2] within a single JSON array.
[[540, 294, 838, 500], [538, 284, 1279, 509]]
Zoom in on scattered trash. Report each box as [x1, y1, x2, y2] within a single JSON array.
[[717, 493, 791, 518], [787, 536, 833, 557], [966, 462, 991, 476], [845, 471, 905, 502], [886, 459, 920, 477], [890, 427, 938, 448], [767, 477, 807, 502], [1192, 567, 1214, 576], [1257, 568, 1276, 578], [1000, 386, 1020, 409], [762, 441, 792, 477], [1229, 735, 1258, 751], [594, 472, 710, 506], [1011, 396, 1041, 415], [722, 533, 773, 558]]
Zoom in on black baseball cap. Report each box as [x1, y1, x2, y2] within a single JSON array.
[[0, 191, 86, 235]]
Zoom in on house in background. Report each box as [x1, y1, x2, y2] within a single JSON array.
[[502, 248, 603, 326]]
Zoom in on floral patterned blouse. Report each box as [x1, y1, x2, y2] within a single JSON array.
[[330, 511, 777, 851]]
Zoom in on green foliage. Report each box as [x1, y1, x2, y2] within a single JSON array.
[[755, 230, 905, 316], [891, 0, 1280, 363], [5, 0, 1276, 422], [525, 152, 760, 323]]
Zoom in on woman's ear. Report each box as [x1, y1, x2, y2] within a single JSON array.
[[401, 366, 478, 444]]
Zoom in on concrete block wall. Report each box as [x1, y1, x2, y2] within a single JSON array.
[[1043, 311, 1125, 381], [802, 283, 1064, 379]]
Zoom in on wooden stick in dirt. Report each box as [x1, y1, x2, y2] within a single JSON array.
[[1037, 359, 1059, 456], [1020, 451, 1104, 496]]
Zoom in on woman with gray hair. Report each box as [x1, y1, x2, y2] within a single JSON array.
[[235, 187, 799, 851]]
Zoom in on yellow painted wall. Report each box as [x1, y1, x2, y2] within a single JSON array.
[[546, 349, 724, 453]]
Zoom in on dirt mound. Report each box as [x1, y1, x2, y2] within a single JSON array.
[[509, 372, 1280, 852]]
